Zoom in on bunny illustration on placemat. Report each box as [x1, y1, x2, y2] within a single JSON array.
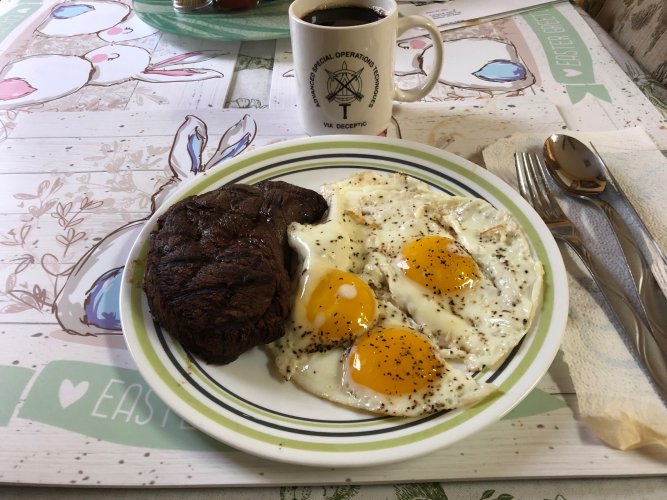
[[0, 46, 227, 110]]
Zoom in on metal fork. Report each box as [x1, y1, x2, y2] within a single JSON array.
[[515, 152, 667, 399]]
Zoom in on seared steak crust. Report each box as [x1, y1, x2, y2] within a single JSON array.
[[143, 181, 328, 364]]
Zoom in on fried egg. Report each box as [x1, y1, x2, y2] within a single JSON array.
[[269, 172, 543, 416]]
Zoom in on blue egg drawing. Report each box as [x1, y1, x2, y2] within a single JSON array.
[[83, 266, 123, 331], [187, 129, 206, 173], [52, 4, 95, 19], [472, 59, 527, 83]]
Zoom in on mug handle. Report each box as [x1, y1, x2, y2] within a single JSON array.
[[394, 16, 444, 102]]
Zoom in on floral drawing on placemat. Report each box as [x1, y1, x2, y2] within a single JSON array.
[[277, 484, 567, 500], [1, 114, 257, 340]]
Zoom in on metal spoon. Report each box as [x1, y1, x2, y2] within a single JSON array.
[[543, 134, 667, 354]]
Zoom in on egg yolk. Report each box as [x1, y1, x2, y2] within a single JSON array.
[[399, 235, 480, 294], [306, 269, 377, 343], [347, 327, 444, 396]]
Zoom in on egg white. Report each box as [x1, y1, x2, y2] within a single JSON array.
[[269, 172, 543, 416]]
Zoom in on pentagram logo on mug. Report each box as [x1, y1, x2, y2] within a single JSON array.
[[289, 0, 444, 136]]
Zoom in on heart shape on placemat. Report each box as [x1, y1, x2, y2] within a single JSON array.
[[563, 68, 582, 77], [58, 379, 89, 409]]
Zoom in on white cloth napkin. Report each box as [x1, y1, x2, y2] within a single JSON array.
[[482, 127, 667, 450]]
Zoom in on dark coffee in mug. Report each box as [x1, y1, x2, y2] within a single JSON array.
[[301, 6, 386, 27]]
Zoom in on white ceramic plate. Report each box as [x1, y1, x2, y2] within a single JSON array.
[[120, 136, 567, 467]]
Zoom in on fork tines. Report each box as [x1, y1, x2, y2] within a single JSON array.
[[514, 152, 567, 223]]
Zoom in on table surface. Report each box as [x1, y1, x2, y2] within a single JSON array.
[[1, 0, 666, 497]]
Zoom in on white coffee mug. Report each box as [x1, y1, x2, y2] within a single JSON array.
[[289, 0, 444, 136]]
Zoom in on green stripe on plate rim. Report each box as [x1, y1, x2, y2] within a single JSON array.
[[171, 140, 503, 201], [177, 338, 402, 430], [246, 161, 472, 198], [128, 139, 555, 452]]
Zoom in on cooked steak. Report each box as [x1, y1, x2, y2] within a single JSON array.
[[143, 180, 328, 364]]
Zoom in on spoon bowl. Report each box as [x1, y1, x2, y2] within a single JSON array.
[[543, 134, 605, 194]]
